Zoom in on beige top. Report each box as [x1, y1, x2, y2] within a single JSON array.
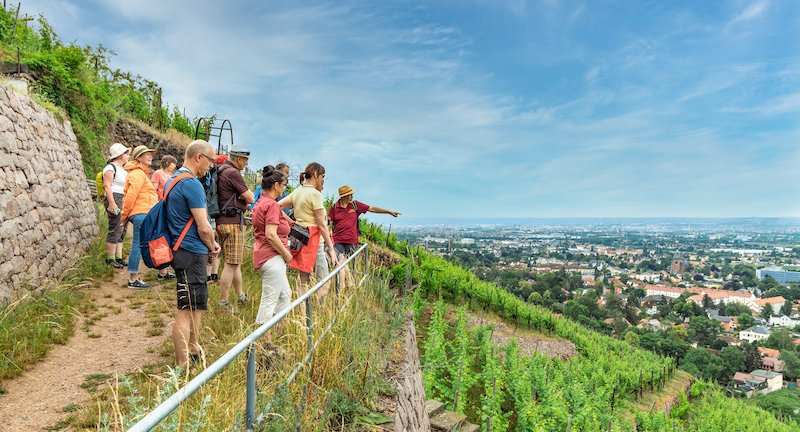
[[288, 184, 324, 227]]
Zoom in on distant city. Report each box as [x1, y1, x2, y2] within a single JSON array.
[[390, 217, 800, 396]]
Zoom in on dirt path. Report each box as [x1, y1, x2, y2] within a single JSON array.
[[467, 312, 577, 359], [0, 269, 173, 431]]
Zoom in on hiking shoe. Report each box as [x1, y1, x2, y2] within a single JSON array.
[[106, 258, 125, 269], [158, 272, 177, 280], [238, 294, 248, 304], [127, 279, 151, 289], [218, 300, 232, 311], [116, 258, 128, 267]]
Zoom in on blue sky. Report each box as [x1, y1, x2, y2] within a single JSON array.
[[23, 0, 800, 219]]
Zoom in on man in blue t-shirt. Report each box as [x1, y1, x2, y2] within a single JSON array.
[[164, 140, 220, 368]]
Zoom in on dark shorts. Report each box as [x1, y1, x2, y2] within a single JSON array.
[[334, 243, 359, 257], [105, 192, 124, 243], [173, 248, 209, 310]]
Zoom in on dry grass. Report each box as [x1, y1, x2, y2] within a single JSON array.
[[82, 250, 405, 431]]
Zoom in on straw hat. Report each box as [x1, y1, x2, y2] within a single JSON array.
[[131, 145, 157, 160], [338, 184, 356, 198]]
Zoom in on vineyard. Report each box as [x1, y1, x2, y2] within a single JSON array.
[[362, 223, 799, 431]]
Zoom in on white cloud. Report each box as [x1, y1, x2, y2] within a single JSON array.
[[730, 0, 770, 25]]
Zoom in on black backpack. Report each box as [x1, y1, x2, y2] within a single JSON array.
[[205, 164, 237, 219]]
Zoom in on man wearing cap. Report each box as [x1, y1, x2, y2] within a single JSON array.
[[328, 185, 400, 257], [215, 145, 255, 309], [103, 143, 130, 268], [121, 145, 176, 288]]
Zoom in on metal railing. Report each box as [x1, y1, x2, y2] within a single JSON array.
[[128, 243, 370, 431]]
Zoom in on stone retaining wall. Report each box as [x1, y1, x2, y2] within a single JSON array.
[[108, 118, 186, 164], [393, 316, 431, 431], [0, 85, 98, 300]]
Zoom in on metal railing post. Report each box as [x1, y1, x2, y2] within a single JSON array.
[[365, 246, 370, 275], [334, 267, 340, 308], [298, 297, 314, 428], [245, 342, 257, 430]]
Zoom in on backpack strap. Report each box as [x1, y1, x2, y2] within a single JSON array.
[[173, 215, 196, 252], [215, 164, 238, 214], [352, 201, 361, 237], [164, 172, 198, 252]]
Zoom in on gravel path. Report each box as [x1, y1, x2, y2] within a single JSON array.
[[0, 270, 172, 431]]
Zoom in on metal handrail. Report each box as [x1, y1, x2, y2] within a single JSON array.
[[128, 243, 370, 431]]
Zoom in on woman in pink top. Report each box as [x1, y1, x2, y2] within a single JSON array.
[[150, 155, 177, 200], [252, 165, 293, 328]]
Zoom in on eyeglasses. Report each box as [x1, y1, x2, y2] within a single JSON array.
[[199, 153, 215, 163]]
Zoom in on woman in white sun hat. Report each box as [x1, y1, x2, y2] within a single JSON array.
[[103, 143, 130, 268]]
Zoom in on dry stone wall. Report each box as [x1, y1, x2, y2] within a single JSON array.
[[108, 118, 185, 164], [0, 85, 98, 300], [393, 316, 431, 431]]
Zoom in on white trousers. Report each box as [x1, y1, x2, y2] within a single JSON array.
[[256, 256, 292, 325]]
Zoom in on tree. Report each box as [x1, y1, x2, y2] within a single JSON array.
[[761, 303, 774, 320], [720, 346, 746, 380], [688, 316, 721, 347], [722, 303, 751, 317], [781, 300, 793, 316], [702, 294, 713, 309], [625, 331, 641, 347], [779, 350, 800, 381], [741, 343, 763, 372], [670, 325, 688, 342], [737, 313, 755, 330], [680, 348, 725, 382], [710, 338, 729, 351], [763, 327, 796, 352]]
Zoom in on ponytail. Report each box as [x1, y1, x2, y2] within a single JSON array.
[[299, 162, 325, 185]]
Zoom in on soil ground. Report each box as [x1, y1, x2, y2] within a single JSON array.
[[466, 310, 577, 359], [0, 268, 174, 431]]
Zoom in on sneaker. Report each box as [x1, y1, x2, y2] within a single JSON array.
[[127, 279, 151, 289], [106, 258, 125, 269], [116, 258, 128, 267], [158, 272, 177, 280], [238, 294, 248, 304], [218, 300, 232, 311]]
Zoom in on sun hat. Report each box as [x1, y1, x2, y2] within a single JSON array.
[[228, 145, 251, 157], [108, 143, 130, 161], [338, 185, 356, 198], [131, 145, 157, 160]]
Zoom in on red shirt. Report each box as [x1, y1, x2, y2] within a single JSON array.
[[215, 161, 250, 225], [328, 200, 369, 245], [252, 195, 290, 269]]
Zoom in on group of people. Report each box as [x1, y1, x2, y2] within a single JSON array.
[[102, 143, 178, 288], [101, 139, 400, 368]]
